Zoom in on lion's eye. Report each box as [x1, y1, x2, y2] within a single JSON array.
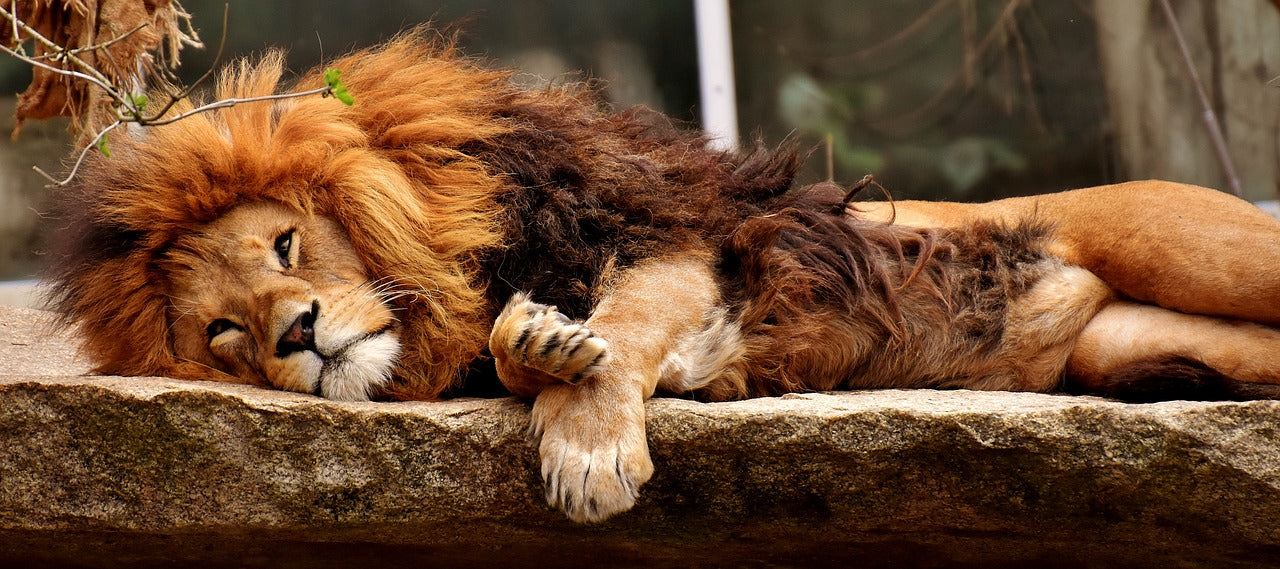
[[206, 318, 241, 340], [274, 229, 295, 269]]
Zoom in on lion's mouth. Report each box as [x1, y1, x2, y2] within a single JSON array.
[[310, 324, 401, 401], [318, 322, 396, 361]]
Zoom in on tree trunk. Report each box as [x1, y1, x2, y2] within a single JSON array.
[[1094, 0, 1280, 202]]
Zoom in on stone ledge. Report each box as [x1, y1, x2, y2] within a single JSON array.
[[2, 305, 1279, 567]]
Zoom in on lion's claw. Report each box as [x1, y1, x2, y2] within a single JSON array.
[[534, 390, 653, 523]]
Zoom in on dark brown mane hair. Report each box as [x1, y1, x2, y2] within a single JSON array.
[[708, 184, 1055, 399]]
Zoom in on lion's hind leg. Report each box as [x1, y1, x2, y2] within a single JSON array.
[[1067, 301, 1280, 401], [489, 293, 612, 399]]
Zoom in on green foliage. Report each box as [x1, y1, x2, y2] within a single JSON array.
[[323, 68, 355, 106], [129, 93, 149, 114], [96, 133, 110, 157]]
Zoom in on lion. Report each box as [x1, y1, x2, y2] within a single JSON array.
[[45, 31, 1280, 523]]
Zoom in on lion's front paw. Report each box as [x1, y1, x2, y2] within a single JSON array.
[[491, 294, 612, 384], [533, 385, 653, 523]]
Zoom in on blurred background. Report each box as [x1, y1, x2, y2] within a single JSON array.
[[2, 0, 1279, 300]]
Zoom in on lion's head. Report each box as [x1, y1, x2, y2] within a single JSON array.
[[161, 201, 400, 400], [46, 32, 529, 400]]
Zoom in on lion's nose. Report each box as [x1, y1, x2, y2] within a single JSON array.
[[276, 301, 318, 357]]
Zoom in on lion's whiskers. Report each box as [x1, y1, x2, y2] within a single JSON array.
[[364, 273, 446, 308], [163, 294, 202, 332]]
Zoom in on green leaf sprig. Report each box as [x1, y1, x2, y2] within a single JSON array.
[[323, 68, 355, 106]]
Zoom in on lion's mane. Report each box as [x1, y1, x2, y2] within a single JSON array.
[[46, 30, 805, 399]]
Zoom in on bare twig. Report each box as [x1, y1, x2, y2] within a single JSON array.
[[8, 0, 17, 48], [824, 132, 834, 182], [826, 0, 954, 67], [32, 120, 124, 186], [1, 2, 229, 124], [866, 0, 1027, 136], [144, 85, 333, 127], [147, 3, 230, 122], [51, 22, 150, 61], [1005, 8, 1047, 134], [2, 2, 347, 187], [0, 4, 118, 89], [0, 41, 116, 93], [26, 82, 338, 187], [1156, 0, 1242, 197], [0, 3, 143, 134]]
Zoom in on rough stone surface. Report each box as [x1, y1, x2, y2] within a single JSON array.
[[2, 304, 1280, 568]]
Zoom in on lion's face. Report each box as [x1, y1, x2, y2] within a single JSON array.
[[163, 201, 401, 400]]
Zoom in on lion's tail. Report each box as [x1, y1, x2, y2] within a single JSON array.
[[1065, 356, 1280, 402]]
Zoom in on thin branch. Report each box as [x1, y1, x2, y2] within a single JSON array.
[[146, 3, 229, 121], [0, 39, 146, 127], [8, 0, 17, 48], [0, 41, 121, 97], [58, 22, 150, 60], [33, 84, 336, 187], [866, 0, 1026, 136], [32, 120, 124, 186], [824, 132, 834, 182], [0, 4, 117, 89], [3, 2, 344, 187], [143, 85, 332, 127], [826, 0, 954, 67], [0, 4, 141, 123], [1005, 7, 1047, 135], [1156, 0, 1242, 197]]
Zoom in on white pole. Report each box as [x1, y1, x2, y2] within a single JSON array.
[[694, 0, 740, 152]]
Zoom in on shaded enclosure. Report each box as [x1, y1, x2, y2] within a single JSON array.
[[1, 0, 1277, 279]]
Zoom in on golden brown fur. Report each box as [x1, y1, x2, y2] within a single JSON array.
[[857, 182, 1280, 325], [47, 31, 1280, 523]]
